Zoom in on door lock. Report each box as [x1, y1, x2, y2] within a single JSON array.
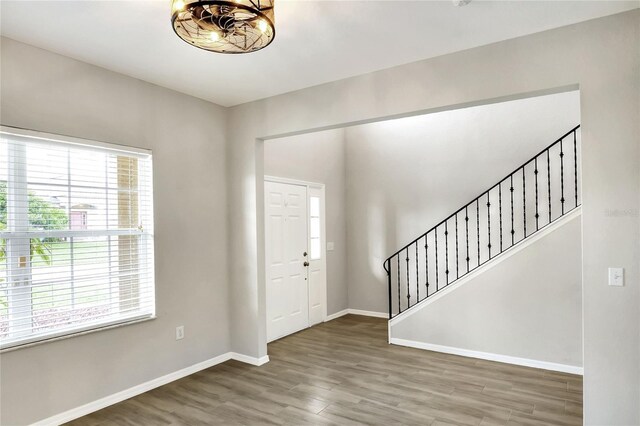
[[303, 261, 310, 267], [303, 251, 308, 257]]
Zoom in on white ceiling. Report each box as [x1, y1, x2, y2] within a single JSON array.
[[1, 1, 637, 107]]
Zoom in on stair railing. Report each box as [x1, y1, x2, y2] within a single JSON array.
[[384, 125, 581, 319]]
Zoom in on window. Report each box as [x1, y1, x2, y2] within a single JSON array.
[[0, 127, 155, 350], [309, 196, 321, 260]]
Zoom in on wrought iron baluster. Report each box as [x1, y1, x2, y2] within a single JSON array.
[[547, 149, 552, 223], [397, 256, 401, 314], [535, 157, 539, 230], [445, 221, 449, 285], [415, 243, 419, 302], [455, 214, 459, 279], [387, 261, 392, 319], [476, 200, 480, 264], [406, 248, 410, 307], [560, 139, 565, 215], [499, 184, 503, 252], [510, 175, 515, 246], [425, 235, 429, 296], [522, 167, 527, 238], [465, 206, 470, 272], [435, 229, 439, 291], [487, 192, 492, 259], [574, 130, 578, 207]]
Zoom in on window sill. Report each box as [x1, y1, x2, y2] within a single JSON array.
[[0, 315, 156, 353]]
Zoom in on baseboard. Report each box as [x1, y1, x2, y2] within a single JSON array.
[[230, 352, 270, 366], [324, 309, 349, 321], [390, 337, 583, 375], [347, 309, 388, 318], [325, 308, 388, 322], [32, 351, 268, 425]]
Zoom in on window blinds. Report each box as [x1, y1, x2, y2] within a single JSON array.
[[0, 127, 155, 350]]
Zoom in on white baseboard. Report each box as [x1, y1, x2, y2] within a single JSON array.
[[325, 308, 388, 322], [32, 351, 269, 425], [324, 309, 349, 321], [390, 337, 583, 375], [230, 352, 270, 366], [347, 309, 388, 318]]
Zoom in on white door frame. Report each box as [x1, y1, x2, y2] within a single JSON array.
[[264, 175, 328, 330]]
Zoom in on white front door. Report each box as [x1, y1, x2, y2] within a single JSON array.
[[265, 181, 309, 342]]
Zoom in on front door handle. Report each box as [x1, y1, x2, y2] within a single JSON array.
[[303, 261, 309, 267]]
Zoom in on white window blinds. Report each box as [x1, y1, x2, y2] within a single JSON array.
[[0, 127, 155, 350]]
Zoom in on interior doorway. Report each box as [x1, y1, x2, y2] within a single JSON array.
[[264, 177, 327, 342]]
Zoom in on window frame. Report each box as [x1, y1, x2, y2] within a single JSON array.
[[0, 126, 156, 352]]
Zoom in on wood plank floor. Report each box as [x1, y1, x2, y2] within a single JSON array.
[[67, 315, 582, 425]]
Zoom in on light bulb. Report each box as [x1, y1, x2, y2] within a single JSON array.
[[173, 0, 185, 11], [209, 32, 220, 42], [257, 19, 268, 33]]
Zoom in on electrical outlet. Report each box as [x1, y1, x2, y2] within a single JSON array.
[[608, 267, 624, 287], [175, 326, 185, 340]]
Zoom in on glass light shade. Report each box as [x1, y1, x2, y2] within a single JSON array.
[[171, 0, 275, 54]]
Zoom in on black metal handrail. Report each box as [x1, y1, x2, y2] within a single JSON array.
[[384, 125, 581, 319]]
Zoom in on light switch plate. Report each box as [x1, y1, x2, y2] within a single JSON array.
[[327, 242, 335, 251], [608, 267, 624, 287]]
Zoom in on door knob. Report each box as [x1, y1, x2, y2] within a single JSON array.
[[303, 261, 310, 267]]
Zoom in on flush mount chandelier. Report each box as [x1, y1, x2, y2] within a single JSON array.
[[171, 0, 275, 54]]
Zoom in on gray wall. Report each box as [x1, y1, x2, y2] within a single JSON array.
[[391, 213, 583, 368], [227, 11, 639, 424], [344, 91, 580, 312], [0, 37, 230, 425], [263, 129, 348, 315]]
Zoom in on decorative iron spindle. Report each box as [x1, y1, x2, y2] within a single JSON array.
[[415, 244, 419, 301], [465, 206, 470, 272], [455, 215, 459, 279], [522, 168, 527, 238], [547, 149, 552, 223], [387, 260, 392, 317], [406, 248, 410, 305], [444, 222, 449, 285], [535, 157, 539, 231], [510, 175, 515, 246], [560, 139, 565, 215], [499, 184, 503, 252], [435, 230, 439, 292], [487, 192, 492, 259], [397, 256, 401, 314], [425, 236, 429, 295], [574, 130, 578, 207], [476, 199, 480, 263]]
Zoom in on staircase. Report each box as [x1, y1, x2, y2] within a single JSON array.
[[383, 125, 581, 319]]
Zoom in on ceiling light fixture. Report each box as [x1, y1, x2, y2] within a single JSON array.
[[171, 0, 275, 54]]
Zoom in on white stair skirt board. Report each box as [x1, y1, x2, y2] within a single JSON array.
[[390, 337, 583, 375], [325, 308, 388, 322], [389, 206, 582, 328], [32, 352, 270, 426]]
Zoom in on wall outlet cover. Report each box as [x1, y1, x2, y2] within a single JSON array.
[[608, 267, 624, 287], [175, 326, 185, 340]]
